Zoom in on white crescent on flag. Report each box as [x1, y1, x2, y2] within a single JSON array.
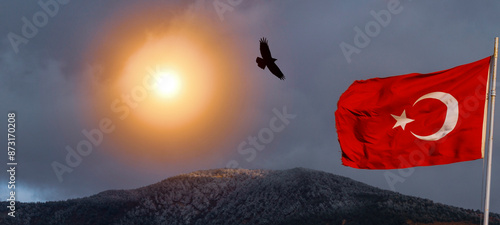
[[410, 92, 459, 141]]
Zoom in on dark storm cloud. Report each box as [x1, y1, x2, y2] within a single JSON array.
[[1, 0, 499, 214]]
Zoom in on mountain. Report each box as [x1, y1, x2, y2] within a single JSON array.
[[1, 168, 498, 225]]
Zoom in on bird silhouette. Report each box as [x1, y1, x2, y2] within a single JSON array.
[[256, 37, 285, 80]]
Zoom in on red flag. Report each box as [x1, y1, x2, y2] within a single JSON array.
[[335, 57, 491, 169]]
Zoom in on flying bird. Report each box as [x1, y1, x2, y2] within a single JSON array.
[[256, 37, 285, 80]]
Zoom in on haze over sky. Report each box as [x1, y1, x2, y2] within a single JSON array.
[[1, 0, 499, 213]]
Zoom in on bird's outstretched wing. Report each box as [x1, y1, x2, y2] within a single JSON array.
[[259, 38, 272, 59], [267, 62, 285, 80]]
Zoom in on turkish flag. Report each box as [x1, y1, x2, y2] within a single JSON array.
[[336, 57, 491, 169]]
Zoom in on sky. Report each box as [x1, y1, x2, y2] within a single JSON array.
[[0, 0, 499, 213]]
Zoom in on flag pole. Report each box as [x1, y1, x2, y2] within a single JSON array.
[[484, 37, 498, 225]]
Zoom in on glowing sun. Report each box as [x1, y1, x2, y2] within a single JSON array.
[[154, 70, 182, 98], [85, 4, 255, 164]]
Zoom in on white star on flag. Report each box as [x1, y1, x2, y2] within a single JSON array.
[[391, 110, 414, 130]]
